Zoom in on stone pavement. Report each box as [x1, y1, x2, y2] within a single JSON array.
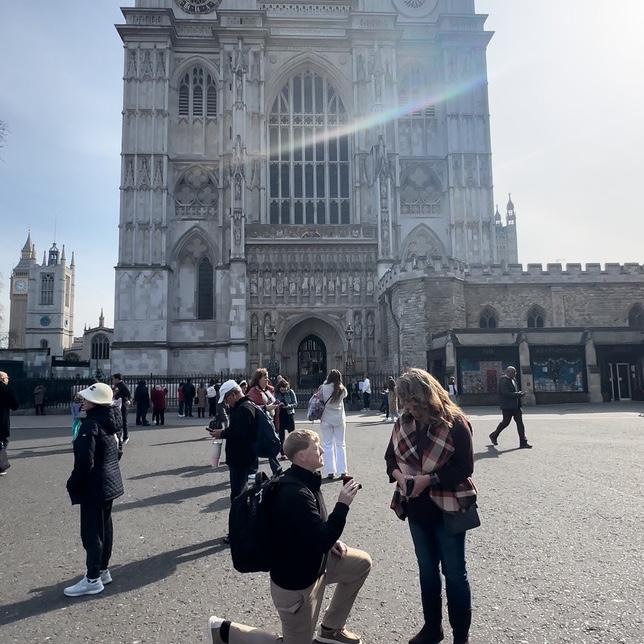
[[0, 406, 642, 643]]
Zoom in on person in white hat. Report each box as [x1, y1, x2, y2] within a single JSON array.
[[64, 382, 124, 597]]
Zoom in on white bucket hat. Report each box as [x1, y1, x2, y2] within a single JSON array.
[[218, 379, 242, 404], [78, 382, 114, 406]]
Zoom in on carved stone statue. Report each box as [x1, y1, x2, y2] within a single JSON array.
[[366, 312, 375, 338], [250, 275, 258, 296], [251, 314, 258, 339]]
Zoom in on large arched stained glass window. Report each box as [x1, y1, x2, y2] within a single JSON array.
[[197, 257, 214, 320], [269, 71, 350, 225]]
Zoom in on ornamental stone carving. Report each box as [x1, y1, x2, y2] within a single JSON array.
[[174, 166, 218, 220], [400, 161, 444, 216]]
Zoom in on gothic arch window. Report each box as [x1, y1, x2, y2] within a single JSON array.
[[197, 257, 214, 320], [91, 334, 110, 360], [178, 67, 217, 118], [40, 273, 54, 305], [269, 70, 350, 225], [398, 62, 436, 156], [479, 307, 498, 329], [527, 306, 546, 329], [628, 304, 644, 329]]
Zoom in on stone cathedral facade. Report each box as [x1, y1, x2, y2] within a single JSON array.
[[113, 0, 515, 382], [112, 0, 644, 403]]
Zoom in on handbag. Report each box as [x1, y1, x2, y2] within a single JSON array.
[[0, 446, 9, 472], [443, 503, 481, 535], [307, 389, 330, 421]]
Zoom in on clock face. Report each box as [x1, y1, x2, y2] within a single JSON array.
[[393, 0, 439, 18], [175, 0, 220, 14], [14, 279, 27, 294], [40, 316, 51, 327]]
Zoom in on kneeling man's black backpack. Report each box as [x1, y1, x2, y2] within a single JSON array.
[[229, 472, 279, 573]]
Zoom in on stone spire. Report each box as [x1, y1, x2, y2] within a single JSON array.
[[494, 204, 502, 224], [99, 308, 105, 328], [42, 251, 47, 266], [61, 244, 66, 263], [70, 251, 75, 268]]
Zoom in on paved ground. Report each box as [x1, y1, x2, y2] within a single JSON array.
[[0, 405, 642, 644]]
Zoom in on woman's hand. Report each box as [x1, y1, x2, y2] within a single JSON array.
[[209, 428, 223, 439], [408, 475, 431, 498]]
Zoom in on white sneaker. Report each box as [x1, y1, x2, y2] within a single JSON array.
[[100, 569, 112, 584], [207, 616, 226, 644], [64, 575, 104, 597]]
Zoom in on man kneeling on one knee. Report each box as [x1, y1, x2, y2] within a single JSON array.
[[209, 429, 372, 644]]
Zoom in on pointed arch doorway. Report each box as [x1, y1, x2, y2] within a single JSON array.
[[298, 335, 327, 389]]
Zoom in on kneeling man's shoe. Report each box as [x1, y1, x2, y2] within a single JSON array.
[[409, 624, 444, 644], [207, 616, 227, 644], [63, 576, 104, 597], [316, 625, 361, 644], [519, 441, 533, 449]]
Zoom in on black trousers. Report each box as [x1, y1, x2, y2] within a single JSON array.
[[35, 404, 45, 415], [197, 406, 205, 418], [494, 410, 527, 443], [228, 463, 258, 501], [208, 398, 217, 418], [136, 406, 149, 425], [121, 408, 129, 441], [363, 392, 371, 409], [153, 408, 165, 425], [80, 500, 114, 580], [184, 400, 193, 417]]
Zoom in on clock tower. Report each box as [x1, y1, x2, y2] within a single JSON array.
[[8, 233, 75, 355]]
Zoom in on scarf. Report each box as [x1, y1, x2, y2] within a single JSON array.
[[390, 414, 477, 514]]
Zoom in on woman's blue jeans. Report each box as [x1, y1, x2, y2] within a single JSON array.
[[408, 519, 472, 642]]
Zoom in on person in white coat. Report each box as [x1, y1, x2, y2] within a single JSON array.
[[319, 369, 349, 479]]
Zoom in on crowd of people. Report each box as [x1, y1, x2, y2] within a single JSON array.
[[0, 364, 540, 643]]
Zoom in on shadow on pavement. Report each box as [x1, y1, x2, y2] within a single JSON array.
[[474, 445, 522, 462], [0, 538, 227, 628], [199, 495, 231, 514], [151, 437, 210, 446], [129, 464, 215, 480], [8, 447, 73, 460], [114, 484, 218, 512]]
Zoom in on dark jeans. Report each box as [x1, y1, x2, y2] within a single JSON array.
[[153, 409, 165, 425], [228, 463, 258, 501], [80, 500, 114, 580], [208, 398, 217, 418], [35, 404, 45, 415], [121, 408, 129, 441], [493, 409, 527, 443], [178, 400, 185, 415], [409, 519, 472, 642], [136, 406, 149, 425], [197, 406, 205, 418], [363, 392, 371, 409], [184, 400, 193, 417]]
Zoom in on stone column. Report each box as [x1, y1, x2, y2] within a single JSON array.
[[584, 330, 603, 403], [518, 334, 536, 406]]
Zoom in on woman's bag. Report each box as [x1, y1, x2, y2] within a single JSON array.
[[307, 388, 329, 421], [443, 503, 481, 535]]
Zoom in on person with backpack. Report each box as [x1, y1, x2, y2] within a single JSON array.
[[208, 428, 371, 644], [64, 382, 124, 597]]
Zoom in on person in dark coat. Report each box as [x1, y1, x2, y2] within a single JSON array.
[[134, 380, 151, 426], [0, 371, 19, 475], [183, 379, 196, 418], [111, 373, 131, 443], [489, 366, 532, 449], [65, 382, 124, 597]]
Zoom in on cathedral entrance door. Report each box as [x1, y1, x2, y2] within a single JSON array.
[[298, 335, 327, 389]]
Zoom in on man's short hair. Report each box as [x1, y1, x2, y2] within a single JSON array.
[[112, 373, 122, 381], [283, 429, 319, 461]]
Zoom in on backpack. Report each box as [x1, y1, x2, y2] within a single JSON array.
[[307, 388, 330, 421], [228, 472, 278, 573], [255, 405, 281, 459]]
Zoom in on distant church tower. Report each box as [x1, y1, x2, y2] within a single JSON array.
[[8, 234, 75, 355], [495, 194, 519, 263]]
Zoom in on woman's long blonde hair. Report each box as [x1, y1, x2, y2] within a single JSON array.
[[396, 368, 463, 428]]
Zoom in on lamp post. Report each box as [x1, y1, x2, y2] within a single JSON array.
[[345, 321, 354, 377], [267, 325, 280, 382]]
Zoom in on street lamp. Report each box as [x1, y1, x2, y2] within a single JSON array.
[[345, 322, 354, 377], [267, 325, 280, 381]]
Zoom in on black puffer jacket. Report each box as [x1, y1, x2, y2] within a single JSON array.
[[67, 405, 124, 505]]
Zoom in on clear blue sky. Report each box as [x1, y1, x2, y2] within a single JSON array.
[[1, 1, 642, 338]]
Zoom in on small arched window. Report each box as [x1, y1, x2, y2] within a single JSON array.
[[197, 257, 214, 320], [628, 304, 644, 329], [91, 334, 110, 360], [479, 307, 498, 329], [177, 67, 217, 118], [527, 306, 546, 328]]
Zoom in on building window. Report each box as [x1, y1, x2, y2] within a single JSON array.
[[527, 306, 546, 328], [65, 275, 71, 307], [269, 71, 350, 225], [40, 339, 49, 349], [628, 304, 644, 329], [178, 67, 217, 118], [398, 63, 437, 156], [91, 334, 110, 360], [40, 273, 54, 305], [197, 257, 214, 320], [479, 307, 498, 329]]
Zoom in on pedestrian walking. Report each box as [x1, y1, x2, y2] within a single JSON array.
[[183, 379, 196, 418], [151, 385, 167, 426], [208, 429, 371, 644], [319, 369, 349, 479], [0, 371, 19, 476], [111, 373, 131, 444], [448, 376, 459, 404], [64, 382, 124, 597], [489, 366, 533, 449], [33, 383, 47, 415], [361, 374, 371, 410], [380, 385, 390, 419], [207, 380, 219, 418], [387, 377, 399, 422], [247, 369, 281, 474], [134, 380, 151, 426], [178, 382, 185, 417], [276, 378, 297, 460], [385, 368, 477, 644], [197, 382, 208, 418]]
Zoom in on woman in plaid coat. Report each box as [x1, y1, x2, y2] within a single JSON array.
[[385, 368, 476, 644]]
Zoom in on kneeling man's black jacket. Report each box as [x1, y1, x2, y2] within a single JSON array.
[[270, 464, 349, 590]]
